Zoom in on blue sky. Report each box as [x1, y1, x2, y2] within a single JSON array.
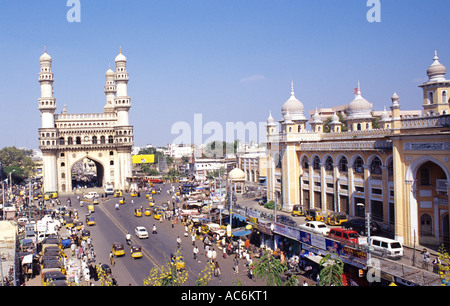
[[1, 0, 449, 149]]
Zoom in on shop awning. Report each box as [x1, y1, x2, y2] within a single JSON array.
[[233, 229, 252, 237]]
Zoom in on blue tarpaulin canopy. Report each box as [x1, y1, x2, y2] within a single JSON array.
[[233, 229, 251, 237]]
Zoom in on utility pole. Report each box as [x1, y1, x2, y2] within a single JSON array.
[[366, 212, 372, 264]]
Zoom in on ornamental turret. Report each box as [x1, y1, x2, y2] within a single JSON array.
[[38, 47, 57, 128]]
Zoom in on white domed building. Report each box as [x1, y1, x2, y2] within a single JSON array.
[[346, 82, 373, 131], [228, 167, 246, 194], [281, 83, 308, 131]]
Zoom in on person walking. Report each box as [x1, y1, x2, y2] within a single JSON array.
[[191, 232, 196, 246], [152, 224, 157, 234], [109, 251, 115, 266], [193, 245, 199, 261], [233, 254, 239, 274], [177, 236, 182, 249], [214, 261, 221, 279]]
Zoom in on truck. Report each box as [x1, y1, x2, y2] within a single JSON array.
[[104, 184, 114, 195]]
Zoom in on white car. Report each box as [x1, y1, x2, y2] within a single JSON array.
[[299, 221, 330, 236], [135, 226, 149, 239]]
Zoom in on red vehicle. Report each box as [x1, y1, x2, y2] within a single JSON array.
[[148, 178, 164, 184], [328, 228, 360, 244]]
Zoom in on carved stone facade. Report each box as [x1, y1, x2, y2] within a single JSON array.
[[38, 49, 133, 194]]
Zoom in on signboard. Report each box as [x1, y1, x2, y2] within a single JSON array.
[[132, 154, 155, 164]]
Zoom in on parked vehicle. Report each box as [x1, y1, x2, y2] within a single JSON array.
[[326, 212, 348, 226], [341, 218, 380, 236], [299, 221, 330, 235], [305, 209, 324, 222], [291, 205, 306, 217], [328, 228, 361, 244], [276, 214, 297, 227], [369, 236, 403, 259]]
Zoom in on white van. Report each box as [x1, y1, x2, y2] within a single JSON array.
[[84, 191, 99, 199], [369, 236, 403, 259]]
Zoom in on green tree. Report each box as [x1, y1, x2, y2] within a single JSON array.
[[318, 253, 344, 286], [252, 251, 287, 286], [0, 146, 36, 183]]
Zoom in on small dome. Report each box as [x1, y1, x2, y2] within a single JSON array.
[[105, 66, 115, 77], [267, 111, 275, 124], [115, 48, 127, 62], [427, 51, 446, 82], [347, 83, 372, 120], [312, 109, 322, 123], [40, 51, 52, 62], [281, 83, 306, 120], [330, 113, 340, 124], [229, 168, 245, 182]]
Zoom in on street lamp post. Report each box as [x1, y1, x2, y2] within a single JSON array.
[[8, 169, 15, 198]]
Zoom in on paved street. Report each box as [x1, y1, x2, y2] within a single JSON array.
[[27, 183, 278, 286]]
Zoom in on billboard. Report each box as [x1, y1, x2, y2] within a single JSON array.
[[132, 154, 155, 164]]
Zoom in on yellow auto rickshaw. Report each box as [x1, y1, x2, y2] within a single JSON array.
[[153, 210, 163, 220], [171, 254, 185, 271], [326, 212, 348, 226], [291, 205, 306, 217], [305, 208, 324, 222], [131, 191, 138, 197], [114, 190, 123, 198], [64, 217, 74, 229], [119, 197, 126, 204], [148, 201, 154, 207], [93, 198, 99, 205], [112, 243, 125, 256], [144, 207, 152, 216], [81, 229, 91, 241], [86, 215, 95, 226], [134, 208, 142, 217], [75, 221, 83, 231], [88, 204, 95, 213], [130, 244, 143, 259]]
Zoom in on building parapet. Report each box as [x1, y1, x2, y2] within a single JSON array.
[[299, 140, 393, 151]]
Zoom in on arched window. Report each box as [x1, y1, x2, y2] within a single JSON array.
[[387, 160, 393, 176], [92, 136, 98, 144], [59, 137, 65, 145], [76, 137, 81, 145], [100, 136, 106, 144], [325, 156, 333, 171], [108, 136, 114, 144], [420, 167, 431, 185], [370, 157, 382, 174], [313, 156, 321, 170], [301, 156, 309, 170], [339, 157, 348, 172], [68, 137, 73, 145], [353, 157, 364, 173]]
